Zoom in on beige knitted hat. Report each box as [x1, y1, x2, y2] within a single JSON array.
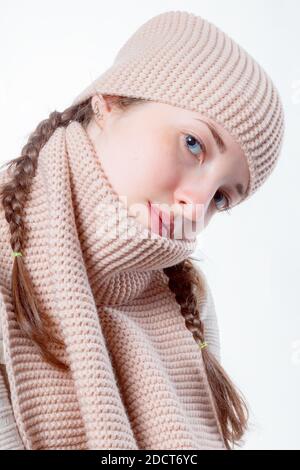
[[72, 10, 285, 203]]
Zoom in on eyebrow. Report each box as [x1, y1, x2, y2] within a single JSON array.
[[193, 117, 248, 201], [194, 117, 227, 154]]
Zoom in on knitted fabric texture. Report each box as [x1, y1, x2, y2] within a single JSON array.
[[72, 9, 285, 203], [0, 120, 226, 450]]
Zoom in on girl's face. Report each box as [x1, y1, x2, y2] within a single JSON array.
[[86, 94, 250, 239]]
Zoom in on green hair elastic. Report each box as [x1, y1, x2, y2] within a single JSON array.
[[199, 341, 208, 350], [12, 251, 23, 257]]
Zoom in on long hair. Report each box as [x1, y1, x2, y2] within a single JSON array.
[[0, 94, 249, 449]]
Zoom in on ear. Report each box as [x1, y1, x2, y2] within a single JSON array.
[[91, 95, 105, 128]]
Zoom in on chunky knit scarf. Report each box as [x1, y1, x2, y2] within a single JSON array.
[[0, 120, 226, 450]]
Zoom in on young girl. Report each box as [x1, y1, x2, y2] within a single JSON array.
[[0, 10, 285, 450]]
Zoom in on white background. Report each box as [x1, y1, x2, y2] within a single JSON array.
[[1, 0, 299, 450]]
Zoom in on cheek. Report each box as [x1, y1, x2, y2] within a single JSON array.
[[145, 154, 179, 192], [103, 127, 181, 201], [138, 137, 181, 195]]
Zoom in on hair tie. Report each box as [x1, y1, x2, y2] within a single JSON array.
[[199, 341, 208, 350], [12, 251, 23, 257]]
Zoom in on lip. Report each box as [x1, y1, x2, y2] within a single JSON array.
[[148, 201, 174, 238]]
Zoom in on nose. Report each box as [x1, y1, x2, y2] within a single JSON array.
[[172, 180, 218, 236], [173, 185, 214, 222]]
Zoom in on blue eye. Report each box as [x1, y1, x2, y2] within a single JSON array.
[[184, 134, 206, 158], [213, 190, 232, 213]]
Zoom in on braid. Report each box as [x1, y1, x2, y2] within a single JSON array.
[[0, 98, 93, 371], [163, 259, 249, 450]]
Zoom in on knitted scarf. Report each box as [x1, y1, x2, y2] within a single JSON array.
[[0, 120, 226, 450]]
